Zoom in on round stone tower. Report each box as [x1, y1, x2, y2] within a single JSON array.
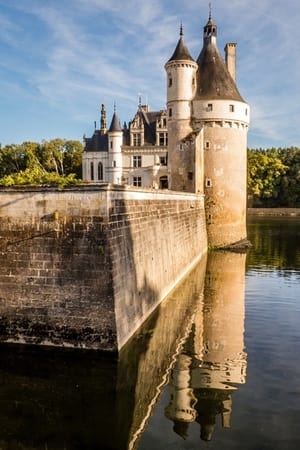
[[165, 26, 198, 192], [193, 15, 250, 247], [108, 108, 123, 184]]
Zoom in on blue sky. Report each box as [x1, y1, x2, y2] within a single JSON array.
[[0, 0, 299, 149]]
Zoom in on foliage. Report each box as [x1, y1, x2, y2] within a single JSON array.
[[0, 139, 83, 188], [247, 147, 300, 207]]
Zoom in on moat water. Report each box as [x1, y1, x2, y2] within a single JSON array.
[[0, 216, 299, 450]]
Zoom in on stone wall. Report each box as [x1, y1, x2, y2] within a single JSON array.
[[0, 185, 207, 351]]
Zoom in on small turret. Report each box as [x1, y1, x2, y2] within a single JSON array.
[[108, 105, 123, 184], [165, 26, 199, 192]]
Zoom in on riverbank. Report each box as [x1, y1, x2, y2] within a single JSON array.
[[248, 208, 300, 216]]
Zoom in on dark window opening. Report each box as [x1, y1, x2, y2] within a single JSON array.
[[133, 176, 142, 187], [133, 155, 142, 168], [90, 162, 94, 181], [98, 162, 103, 180], [159, 176, 168, 189]]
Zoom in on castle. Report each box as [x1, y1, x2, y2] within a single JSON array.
[[0, 12, 250, 355], [82, 12, 250, 248]]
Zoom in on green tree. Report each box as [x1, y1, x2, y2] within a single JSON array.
[[247, 148, 288, 206], [0, 139, 83, 187], [277, 147, 300, 206]]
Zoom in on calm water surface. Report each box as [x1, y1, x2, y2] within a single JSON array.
[[0, 216, 299, 449]]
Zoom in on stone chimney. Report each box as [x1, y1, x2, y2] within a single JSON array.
[[224, 43, 237, 82]]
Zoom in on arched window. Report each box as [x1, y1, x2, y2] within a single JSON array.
[[90, 162, 94, 181], [159, 176, 168, 189], [98, 162, 103, 180]]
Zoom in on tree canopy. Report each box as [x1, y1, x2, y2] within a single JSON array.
[[0, 139, 83, 188], [0, 140, 299, 207], [247, 147, 300, 207]]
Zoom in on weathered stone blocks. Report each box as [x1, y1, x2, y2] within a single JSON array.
[[0, 185, 207, 351]]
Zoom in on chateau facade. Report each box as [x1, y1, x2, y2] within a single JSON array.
[[82, 103, 169, 189], [82, 13, 250, 247]]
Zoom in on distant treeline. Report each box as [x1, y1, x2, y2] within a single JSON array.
[[0, 141, 299, 207], [0, 139, 83, 188], [247, 147, 300, 207]]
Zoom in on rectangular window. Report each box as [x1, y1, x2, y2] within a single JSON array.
[[205, 178, 212, 187], [159, 156, 167, 166], [207, 103, 213, 111], [229, 104, 235, 112], [133, 133, 141, 146], [133, 155, 142, 168], [168, 77, 172, 87], [205, 141, 210, 149], [159, 132, 168, 146], [90, 162, 94, 181], [133, 176, 142, 187], [169, 108, 172, 117]]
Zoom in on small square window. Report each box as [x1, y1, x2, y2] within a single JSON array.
[[133, 176, 142, 187], [205, 178, 212, 187]]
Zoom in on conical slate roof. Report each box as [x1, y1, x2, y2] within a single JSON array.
[[108, 112, 122, 132], [168, 27, 195, 63], [195, 39, 244, 102], [195, 11, 244, 102]]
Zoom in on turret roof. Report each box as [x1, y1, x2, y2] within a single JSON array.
[[195, 43, 244, 101], [167, 26, 195, 63], [194, 16, 244, 102], [109, 111, 122, 132]]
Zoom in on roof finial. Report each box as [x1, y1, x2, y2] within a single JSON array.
[[209, 2, 212, 20], [180, 21, 183, 37]]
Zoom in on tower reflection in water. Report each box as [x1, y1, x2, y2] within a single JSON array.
[[165, 250, 247, 442]]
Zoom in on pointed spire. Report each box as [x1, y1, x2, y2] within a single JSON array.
[[203, 6, 217, 43], [100, 103, 107, 135], [167, 23, 194, 63], [108, 104, 122, 132]]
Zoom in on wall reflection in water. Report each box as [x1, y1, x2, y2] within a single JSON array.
[[0, 251, 247, 450], [165, 250, 247, 442]]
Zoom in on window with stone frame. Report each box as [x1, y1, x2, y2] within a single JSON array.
[[159, 132, 168, 146], [133, 176, 142, 187], [133, 133, 142, 146], [133, 155, 142, 168]]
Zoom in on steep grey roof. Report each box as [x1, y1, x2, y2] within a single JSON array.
[[168, 35, 195, 63], [195, 42, 244, 102], [108, 112, 122, 132], [140, 110, 165, 145], [84, 131, 108, 152]]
